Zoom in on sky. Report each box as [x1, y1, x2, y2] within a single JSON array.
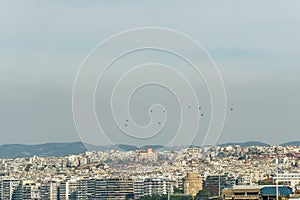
[[0, 1, 300, 146]]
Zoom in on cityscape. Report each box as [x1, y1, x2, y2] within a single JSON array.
[[1, 1, 300, 200], [0, 143, 300, 199]]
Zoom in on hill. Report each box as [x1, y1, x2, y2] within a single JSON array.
[[0, 142, 87, 158], [218, 141, 270, 147], [280, 141, 300, 146], [1, 140, 299, 158]]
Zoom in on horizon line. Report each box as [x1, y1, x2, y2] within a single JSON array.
[[0, 140, 299, 147]]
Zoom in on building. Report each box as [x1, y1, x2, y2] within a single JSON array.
[[21, 180, 36, 200], [261, 186, 293, 200], [183, 173, 202, 197], [39, 180, 59, 200], [106, 178, 134, 199], [144, 178, 172, 196], [274, 174, 300, 190], [94, 179, 108, 199], [136, 147, 158, 161], [222, 186, 261, 200], [222, 185, 294, 200], [75, 179, 88, 199], [133, 179, 144, 200], [59, 179, 77, 200], [204, 175, 231, 196], [0, 179, 21, 200], [71, 178, 134, 200]]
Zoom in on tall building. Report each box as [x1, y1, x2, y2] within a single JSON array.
[[70, 178, 134, 200], [86, 179, 96, 198], [39, 180, 59, 200], [75, 179, 88, 199], [0, 179, 39, 200], [94, 179, 108, 199], [204, 175, 231, 195], [133, 179, 144, 200], [22, 180, 36, 200], [143, 178, 172, 196], [183, 173, 202, 197], [0, 179, 21, 200], [59, 179, 77, 200], [106, 178, 134, 199]]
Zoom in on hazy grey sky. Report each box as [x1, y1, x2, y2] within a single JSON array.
[[1, 1, 300, 145]]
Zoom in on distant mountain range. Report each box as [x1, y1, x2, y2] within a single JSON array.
[[280, 141, 300, 147], [0, 142, 167, 158], [0, 142, 87, 158], [218, 141, 270, 147], [0, 141, 299, 158]]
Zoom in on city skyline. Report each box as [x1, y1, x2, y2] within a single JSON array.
[[1, 2, 300, 200], [0, 142, 299, 199]]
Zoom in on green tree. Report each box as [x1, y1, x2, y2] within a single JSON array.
[[173, 187, 184, 194], [194, 189, 214, 200]]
